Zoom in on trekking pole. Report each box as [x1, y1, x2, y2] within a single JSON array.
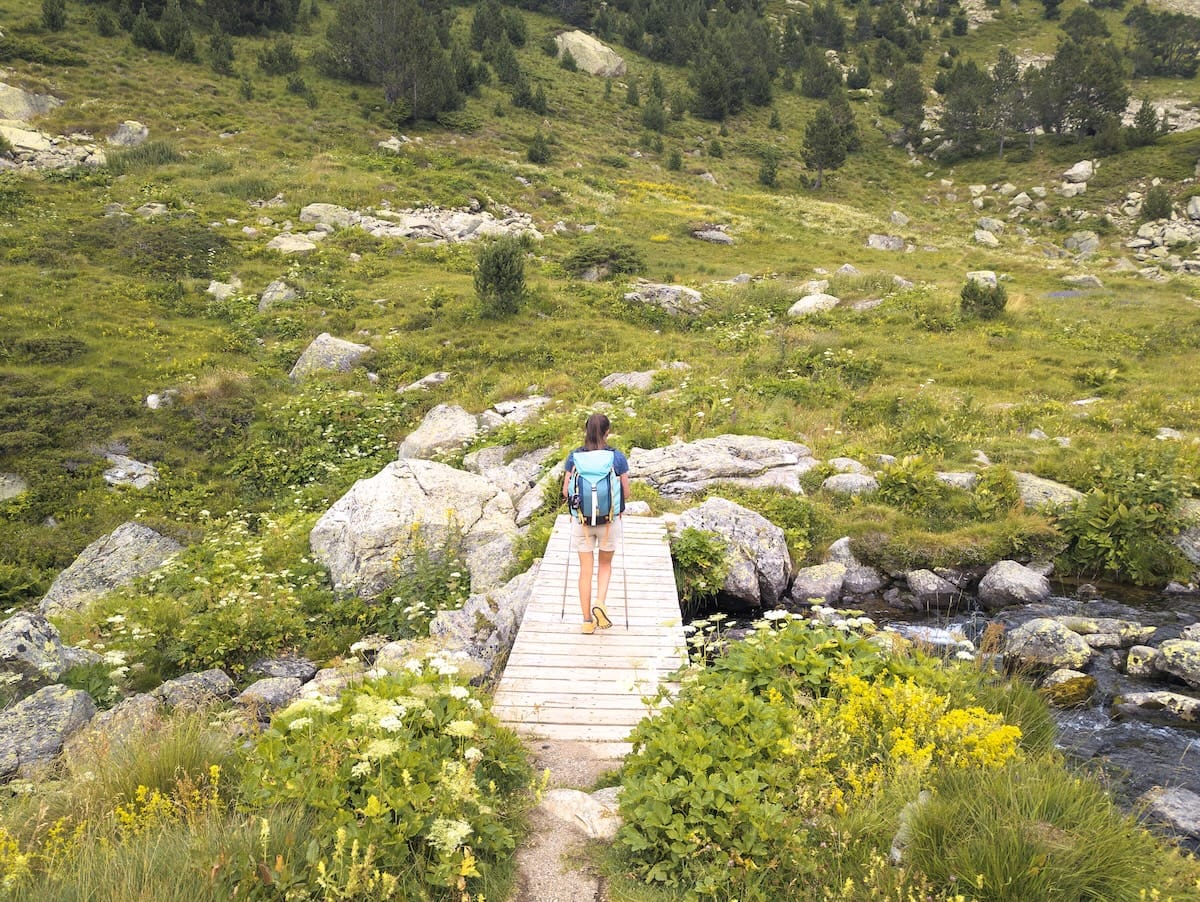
[[561, 508, 573, 621], [621, 516, 630, 630]]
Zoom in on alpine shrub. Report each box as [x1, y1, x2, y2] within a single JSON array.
[[1141, 184, 1173, 221], [474, 234, 527, 316], [960, 278, 1007, 319]]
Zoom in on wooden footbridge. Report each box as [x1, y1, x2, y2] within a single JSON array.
[[492, 515, 688, 759]]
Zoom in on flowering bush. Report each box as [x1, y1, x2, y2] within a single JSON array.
[[239, 658, 531, 898]]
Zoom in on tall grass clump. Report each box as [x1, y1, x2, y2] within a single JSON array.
[[105, 141, 185, 174]]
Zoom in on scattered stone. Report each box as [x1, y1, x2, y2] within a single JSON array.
[[1009, 192, 1032, 207], [1013, 472, 1084, 509], [135, 202, 169, 218], [153, 669, 236, 710], [826, 536, 888, 594], [827, 457, 870, 475], [867, 234, 905, 251], [787, 293, 840, 317], [1057, 616, 1156, 648], [630, 435, 818, 498], [1063, 274, 1103, 289], [377, 135, 411, 154], [400, 371, 452, 393], [258, 279, 297, 312], [266, 233, 317, 255], [298, 202, 539, 244], [145, 390, 178, 410], [0, 473, 27, 501], [1041, 669, 1096, 707], [62, 693, 160, 766], [1005, 618, 1093, 670], [554, 30, 627, 77], [973, 229, 1000, 248], [692, 226, 734, 245], [40, 522, 182, 616], [102, 453, 159, 489], [1062, 160, 1095, 184], [0, 685, 95, 779], [1065, 231, 1100, 257], [837, 263, 861, 276], [1125, 645, 1160, 677], [623, 280, 705, 316], [430, 564, 539, 677], [935, 471, 977, 490], [977, 560, 1051, 610], [296, 660, 366, 702], [206, 277, 241, 301], [977, 217, 1005, 234], [822, 473, 879, 495], [289, 332, 372, 380], [677, 497, 791, 606], [965, 270, 997, 288], [463, 445, 556, 511], [890, 210, 910, 226], [599, 370, 657, 391], [538, 787, 623, 840], [310, 458, 518, 597]]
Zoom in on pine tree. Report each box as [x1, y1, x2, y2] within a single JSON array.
[[42, 0, 67, 32], [159, 0, 186, 54], [803, 104, 848, 188], [882, 65, 925, 145], [1128, 98, 1161, 147], [175, 25, 197, 61], [209, 27, 234, 75], [991, 47, 1023, 158], [475, 235, 526, 316], [131, 6, 162, 50], [527, 130, 551, 164], [758, 149, 778, 187], [625, 78, 640, 107]]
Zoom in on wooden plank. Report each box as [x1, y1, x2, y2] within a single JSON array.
[[505, 722, 640, 742], [491, 691, 672, 710]]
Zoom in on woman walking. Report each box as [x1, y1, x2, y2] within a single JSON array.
[[562, 413, 631, 634]]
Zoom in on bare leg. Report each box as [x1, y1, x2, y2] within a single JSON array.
[[577, 551, 594, 620], [596, 550, 614, 608]]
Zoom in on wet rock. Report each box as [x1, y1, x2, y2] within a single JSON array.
[[1058, 616, 1156, 648], [1041, 669, 1096, 707], [905, 570, 962, 610], [678, 497, 791, 606], [825, 536, 887, 595], [1158, 639, 1200, 688], [1141, 786, 1200, 839], [40, 522, 182, 616], [790, 562, 847, 605], [1114, 690, 1200, 726], [1005, 618, 1092, 670], [978, 560, 1051, 610], [1125, 645, 1159, 677]]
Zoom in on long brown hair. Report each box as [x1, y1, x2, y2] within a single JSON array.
[[583, 413, 610, 450]]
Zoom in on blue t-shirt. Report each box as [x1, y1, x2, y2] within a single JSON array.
[[564, 446, 629, 476]]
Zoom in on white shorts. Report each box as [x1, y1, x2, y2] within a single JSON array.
[[572, 516, 621, 553]]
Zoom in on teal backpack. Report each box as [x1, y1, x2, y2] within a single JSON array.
[[569, 449, 624, 525]]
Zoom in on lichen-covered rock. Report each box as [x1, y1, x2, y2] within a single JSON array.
[[399, 404, 483, 460], [1158, 639, 1200, 688], [0, 611, 100, 688], [248, 656, 318, 681], [153, 669, 236, 710], [463, 445, 556, 510], [1013, 472, 1084, 508], [238, 677, 303, 714], [1141, 786, 1200, 840], [977, 560, 1051, 610], [1041, 669, 1096, 707], [826, 537, 887, 595], [288, 332, 372, 380], [630, 435, 817, 498], [40, 522, 182, 616], [62, 692, 160, 766], [1125, 645, 1160, 677], [677, 498, 791, 606], [1005, 618, 1093, 670], [1114, 690, 1200, 726], [0, 684, 95, 779], [1057, 616, 1157, 648], [102, 453, 159, 489], [787, 293, 840, 317], [789, 562, 847, 605], [310, 458, 518, 597], [554, 31, 627, 77], [822, 473, 879, 496], [623, 281, 706, 316]]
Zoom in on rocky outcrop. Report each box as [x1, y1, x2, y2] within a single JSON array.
[[288, 332, 372, 380], [1005, 618, 1093, 670], [0, 611, 100, 688], [40, 522, 182, 616], [1041, 669, 1096, 707], [298, 202, 540, 244], [623, 280, 706, 316], [103, 453, 159, 489], [430, 563, 540, 676], [0, 473, 27, 501], [787, 293, 840, 317], [463, 445, 556, 513], [1141, 786, 1200, 839], [977, 560, 1051, 610], [153, 669, 236, 710], [677, 497, 791, 607], [0, 685, 95, 779], [789, 562, 846, 605], [554, 31, 626, 77], [310, 458, 518, 597], [1115, 690, 1200, 727], [238, 677, 303, 715], [630, 435, 818, 498], [63, 692, 160, 765], [1013, 472, 1084, 508], [0, 83, 62, 121]]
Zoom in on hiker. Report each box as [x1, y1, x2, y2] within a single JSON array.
[[563, 412, 631, 634]]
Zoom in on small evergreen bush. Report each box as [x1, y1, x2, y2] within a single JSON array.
[[758, 149, 778, 187], [1141, 184, 1173, 221], [559, 48, 576, 71], [666, 148, 682, 171], [95, 8, 118, 36], [526, 129, 551, 164], [258, 36, 300, 74], [41, 0, 67, 32], [209, 29, 234, 75], [474, 234, 527, 316], [131, 7, 162, 50], [562, 239, 645, 278], [960, 277, 1007, 319]]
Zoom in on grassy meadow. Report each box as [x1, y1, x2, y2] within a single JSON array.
[[2, 0, 1200, 895]]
